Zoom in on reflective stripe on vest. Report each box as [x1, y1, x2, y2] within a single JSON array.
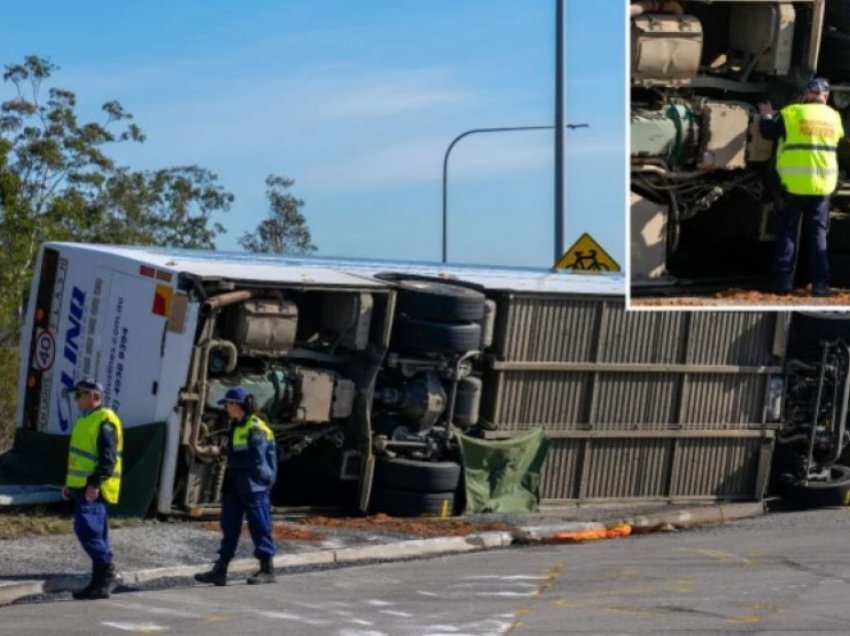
[[776, 103, 844, 196], [65, 407, 124, 504], [231, 415, 274, 451]]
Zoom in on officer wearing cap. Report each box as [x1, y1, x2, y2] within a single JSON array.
[[195, 387, 278, 586], [759, 77, 845, 297], [61, 379, 123, 600]]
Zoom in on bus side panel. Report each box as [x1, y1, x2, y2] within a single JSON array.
[[100, 271, 171, 428], [22, 252, 113, 434], [154, 296, 198, 422]]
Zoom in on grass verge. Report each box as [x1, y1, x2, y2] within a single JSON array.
[[0, 505, 142, 540]]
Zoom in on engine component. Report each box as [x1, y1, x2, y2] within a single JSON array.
[[631, 14, 703, 87], [375, 372, 447, 430], [277, 424, 345, 461], [480, 300, 497, 350], [630, 192, 668, 280], [631, 105, 697, 163], [454, 376, 482, 428], [630, 1, 683, 17], [320, 292, 373, 351], [332, 378, 356, 419], [207, 339, 238, 375], [748, 117, 775, 163], [698, 101, 750, 170], [728, 4, 795, 77], [206, 370, 293, 414], [230, 299, 297, 355], [294, 369, 336, 423]]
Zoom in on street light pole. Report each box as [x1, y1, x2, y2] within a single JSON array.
[[441, 123, 588, 264], [555, 0, 565, 264], [441, 126, 551, 264]]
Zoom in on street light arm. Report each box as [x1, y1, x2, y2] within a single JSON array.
[[441, 124, 589, 263]]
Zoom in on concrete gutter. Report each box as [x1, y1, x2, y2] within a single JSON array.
[[0, 501, 766, 607]]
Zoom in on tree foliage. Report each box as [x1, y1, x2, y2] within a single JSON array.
[[240, 175, 317, 255], [0, 55, 235, 344]]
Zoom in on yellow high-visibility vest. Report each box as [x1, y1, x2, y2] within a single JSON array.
[[65, 407, 123, 504], [776, 103, 844, 195], [231, 414, 274, 451]]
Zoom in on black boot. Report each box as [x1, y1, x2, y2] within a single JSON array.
[[247, 557, 276, 585], [87, 562, 116, 600], [71, 564, 97, 600], [195, 558, 229, 586], [72, 562, 112, 600]]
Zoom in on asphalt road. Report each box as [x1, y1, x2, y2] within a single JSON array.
[[4, 507, 850, 634]]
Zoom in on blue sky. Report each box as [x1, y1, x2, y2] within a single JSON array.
[[0, 1, 625, 268]]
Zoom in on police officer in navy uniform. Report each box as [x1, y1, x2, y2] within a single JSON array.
[[195, 387, 278, 586], [62, 379, 123, 600], [759, 77, 845, 297]]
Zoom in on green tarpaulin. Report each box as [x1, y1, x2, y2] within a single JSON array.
[[0, 422, 166, 517], [458, 428, 550, 514]]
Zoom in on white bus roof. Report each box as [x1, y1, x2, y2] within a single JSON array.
[[45, 243, 625, 296]]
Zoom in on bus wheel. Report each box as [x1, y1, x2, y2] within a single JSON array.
[[781, 464, 850, 508], [374, 457, 462, 492]]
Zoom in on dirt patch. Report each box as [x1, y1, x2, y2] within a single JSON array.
[[199, 521, 322, 541], [632, 286, 850, 307], [298, 514, 516, 537]]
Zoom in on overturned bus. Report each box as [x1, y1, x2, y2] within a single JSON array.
[[2, 243, 847, 515]]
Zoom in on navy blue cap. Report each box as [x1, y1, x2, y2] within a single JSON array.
[[806, 78, 830, 93], [217, 387, 249, 405], [73, 378, 104, 395]]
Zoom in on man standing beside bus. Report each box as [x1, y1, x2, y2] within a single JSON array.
[[759, 78, 844, 297], [62, 379, 123, 601]]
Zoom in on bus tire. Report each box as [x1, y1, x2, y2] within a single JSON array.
[[781, 465, 850, 508], [395, 278, 486, 322], [375, 457, 462, 492], [392, 316, 482, 353]]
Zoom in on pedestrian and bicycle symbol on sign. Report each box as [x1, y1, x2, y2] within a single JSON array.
[[554, 233, 620, 272]]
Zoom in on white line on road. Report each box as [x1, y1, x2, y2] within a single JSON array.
[[101, 621, 168, 633], [449, 582, 538, 589], [255, 609, 332, 626], [365, 599, 394, 606], [461, 575, 547, 581], [102, 599, 201, 619], [378, 609, 414, 617]]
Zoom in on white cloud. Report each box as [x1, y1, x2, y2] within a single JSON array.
[[320, 70, 473, 118], [299, 136, 552, 189], [297, 132, 624, 189]]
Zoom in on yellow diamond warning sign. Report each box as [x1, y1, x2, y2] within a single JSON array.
[[555, 233, 620, 272]]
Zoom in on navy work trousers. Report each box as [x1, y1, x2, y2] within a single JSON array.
[[218, 491, 275, 562], [72, 490, 113, 566], [774, 194, 831, 288]]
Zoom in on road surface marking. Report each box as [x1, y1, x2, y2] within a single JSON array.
[[365, 599, 393, 606], [379, 609, 414, 617], [202, 612, 228, 623], [102, 600, 200, 619], [462, 575, 547, 581], [676, 547, 754, 565], [726, 614, 763, 624], [101, 622, 167, 633], [255, 609, 331, 626]]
